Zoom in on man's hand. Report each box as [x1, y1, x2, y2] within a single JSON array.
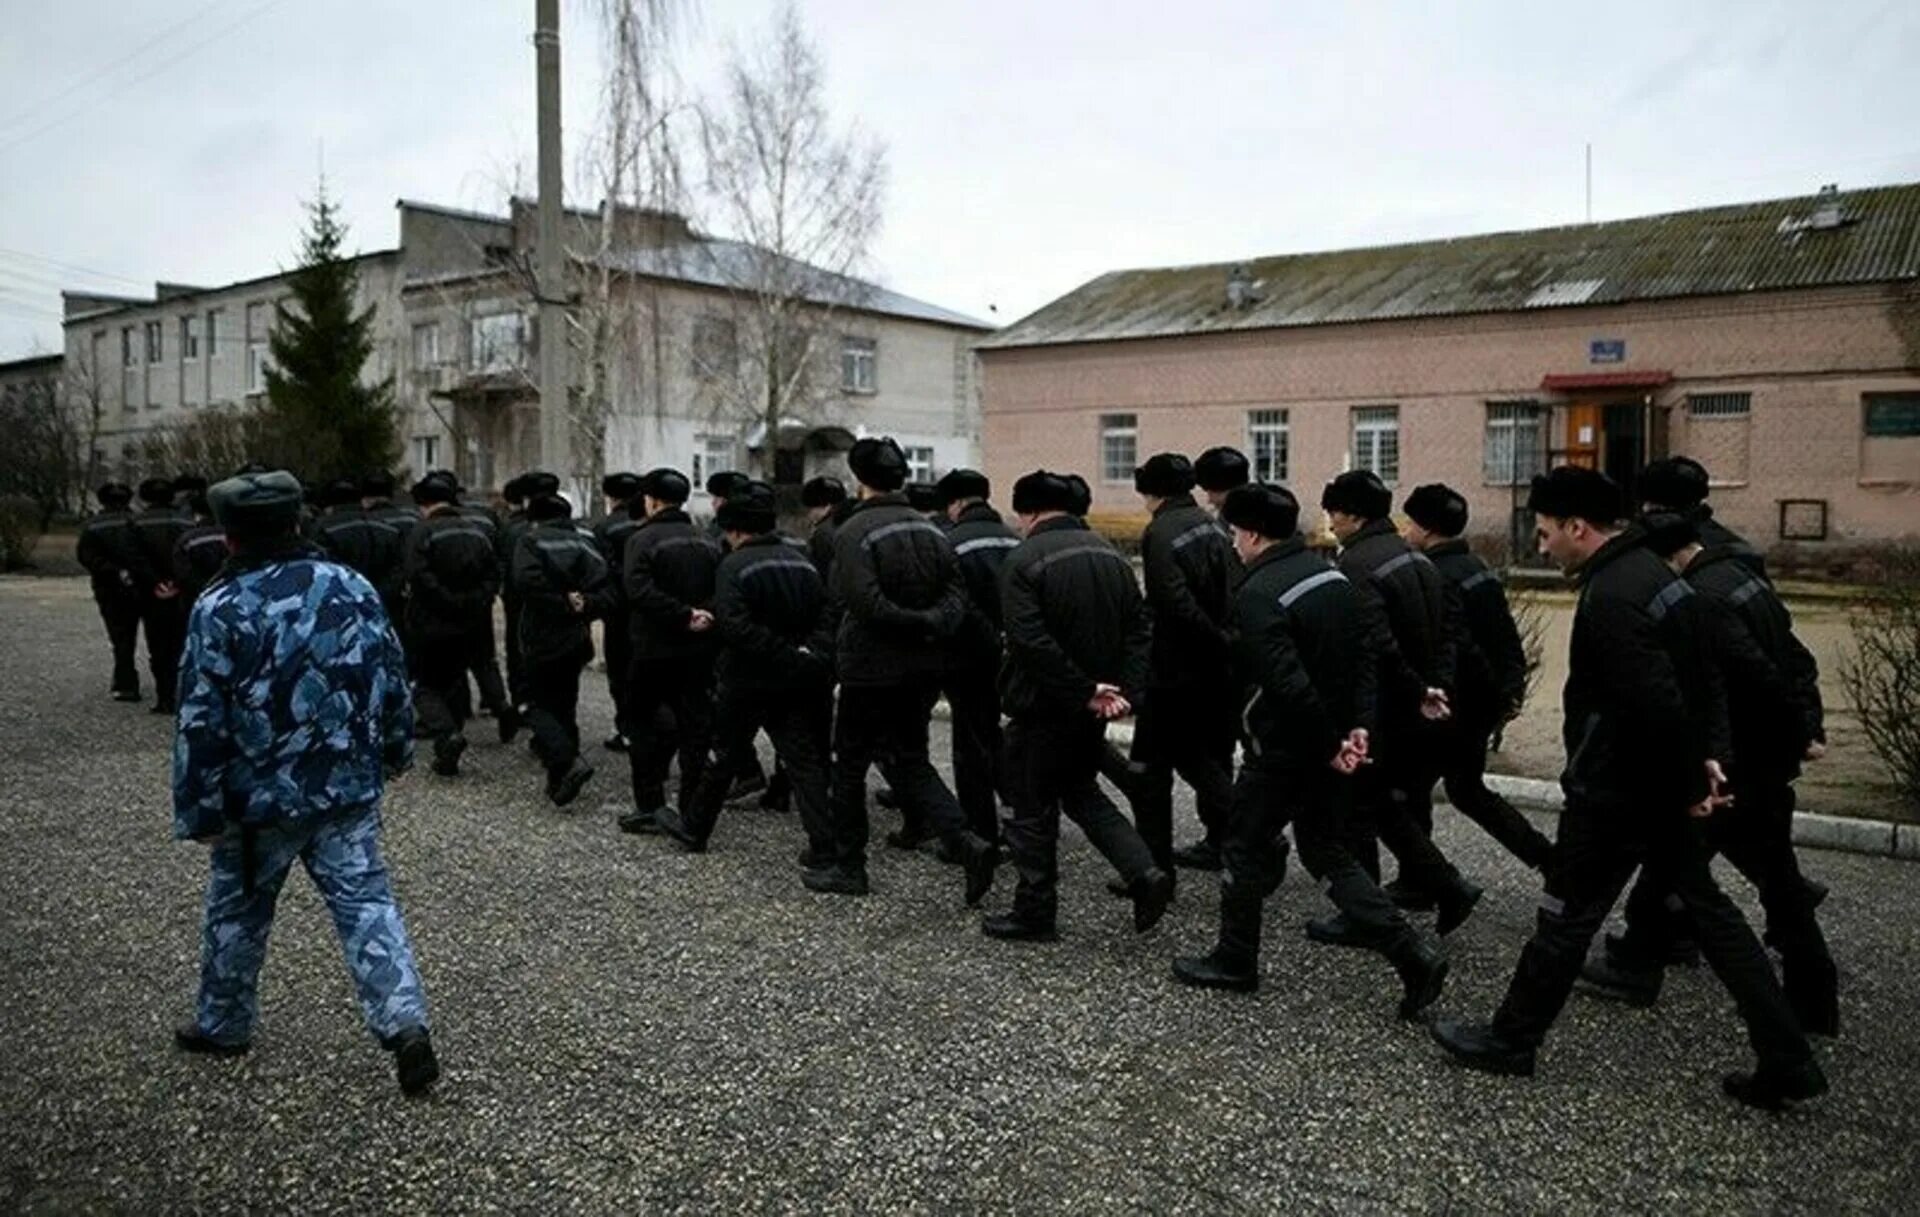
[[1690, 759, 1734, 818], [687, 608, 715, 633], [566, 591, 587, 614], [1804, 740, 1827, 762], [1328, 727, 1370, 775], [155, 581, 180, 601], [1087, 683, 1132, 721], [1420, 687, 1452, 722]]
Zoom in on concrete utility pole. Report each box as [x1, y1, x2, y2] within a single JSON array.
[[534, 0, 570, 481]]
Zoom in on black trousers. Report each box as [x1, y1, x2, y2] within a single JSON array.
[[1492, 797, 1813, 1072], [1223, 754, 1413, 956], [93, 584, 141, 695], [1003, 714, 1157, 926], [467, 611, 508, 714], [1404, 715, 1554, 871], [1615, 781, 1836, 1026], [602, 612, 632, 738], [1353, 721, 1469, 892], [1129, 688, 1236, 872], [502, 594, 527, 707], [687, 679, 833, 853], [139, 593, 186, 707], [525, 649, 587, 777], [944, 663, 1007, 841], [827, 677, 970, 871], [626, 652, 714, 812], [412, 635, 471, 754]]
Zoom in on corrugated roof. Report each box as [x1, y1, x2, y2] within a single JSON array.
[[977, 182, 1920, 350]]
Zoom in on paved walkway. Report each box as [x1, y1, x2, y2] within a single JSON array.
[[3, 577, 1916, 1214]]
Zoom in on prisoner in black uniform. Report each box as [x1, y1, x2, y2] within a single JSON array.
[[1430, 467, 1824, 1111], [593, 472, 646, 751], [402, 474, 502, 776], [801, 475, 850, 580], [936, 469, 1021, 844], [130, 477, 191, 713], [1172, 484, 1450, 1021], [313, 478, 406, 610], [1639, 456, 1767, 579], [170, 489, 228, 605], [510, 493, 611, 806], [76, 481, 145, 700]]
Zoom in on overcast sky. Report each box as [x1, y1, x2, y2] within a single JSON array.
[[2, 0, 1917, 360]]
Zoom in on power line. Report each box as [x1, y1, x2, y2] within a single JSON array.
[[0, 0, 233, 138], [0, 0, 295, 157], [0, 246, 148, 288]]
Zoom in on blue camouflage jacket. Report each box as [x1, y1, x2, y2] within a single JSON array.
[[171, 550, 414, 840]]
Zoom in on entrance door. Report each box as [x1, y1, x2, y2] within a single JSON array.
[[1603, 403, 1647, 507]]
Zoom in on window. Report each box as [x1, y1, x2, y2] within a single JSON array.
[[247, 342, 269, 393], [1688, 392, 1751, 418], [1863, 393, 1920, 438], [690, 434, 734, 491], [144, 321, 163, 365], [469, 312, 527, 371], [206, 309, 221, 358], [1099, 413, 1138, 483], [412, 322, 440, 368], [841, 336, 877, 394], [1351, 405, 1400, 485], [904, 445, 935, 483], [1247, 408, 1289, 482], [691, 316, 738, 377], [181, 315, 200, 361], [1483, 401, 1545, 485], [120, 326, 135, 367], [412, 435, 440, 473]]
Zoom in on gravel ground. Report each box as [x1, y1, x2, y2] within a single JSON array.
[[3, 575, 1918, 1215]]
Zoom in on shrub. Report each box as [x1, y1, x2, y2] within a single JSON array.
[[0, 494, 44, 571], [1839, 550, 1920, 811]]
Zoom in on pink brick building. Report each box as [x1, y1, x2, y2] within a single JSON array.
[[977, 184, 1920, 564]]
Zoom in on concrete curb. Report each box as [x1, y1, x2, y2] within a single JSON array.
[[928, 704, 1913, 862]]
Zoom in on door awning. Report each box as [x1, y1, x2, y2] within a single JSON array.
[[1540, 371, 1673, 392]]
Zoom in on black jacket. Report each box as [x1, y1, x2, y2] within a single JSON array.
[[1335, 518, 1461, 723], [76, 509, 142, 595], [997, 515, 1151, 719], [591, 506, 644, 625], [313, 506, 406, 608], [1425, 539, 1528, 723], [1683, 545, 1823, 781], [1140, 495, 1234, 687], [622, 507, 722, 661], [171, 523, 229, 604], [130, 505, 191, 593], [403, 507, 501, 640], [711, 533, 835, 692], [945, 501, 1021, 661], [828, 493, 967, 687], [1232, 536, 1377, 768], [808, 499, 857, 582], [510, 522, 615, 663], [499, 509, 532, 600], [1561, 526, 1726, 810], [1686, 504, 1767, 579]]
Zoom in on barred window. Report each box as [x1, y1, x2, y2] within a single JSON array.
[[904, 445, 935, 482], [1248, 408, 1289, 482], [1484, 400, 1545, 485], [1100, 413, 1138, 483], [841, 336, 877, 393], [1687, 392, 1751, 418], [1351, 405, 1399, 485], [1863, 392, 1920, 438]]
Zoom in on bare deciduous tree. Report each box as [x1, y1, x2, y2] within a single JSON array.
[[695, 2, 887, 476]]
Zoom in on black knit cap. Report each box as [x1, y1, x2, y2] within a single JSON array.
[[523, 470, 561, 497], [716, 480, 778, 534], [320, 477, 361, 510], [1402, 483, 1468, 537], [360, 470, 397, 498], [935, 468, 989, 506], [800, 475, 847, 508], [1221, 483, 1300, 539], [1526, 466, 1624, 526], [1638, 457, 1711, 510], [905, 482, 943, 513], [1133, 452, 1196, 498], [705, 470, 752, 500], [1011, 470, 1079, 515], [1194, 446, 1251, 493], [603, 471, 644, 501], [1641, 511, 1700, 558], [209, 470, 303, 536], [1063, 473, 1092, 517], [501, 474, 530, 506], [137, 476, 174, 506], [527, 493, 573, 523], [410, 473, 458, 506], [1320, 470, 1391, 519], [96, 482, 133, 508], [640, 467, 691, 505], [847, 437, 908, 492]]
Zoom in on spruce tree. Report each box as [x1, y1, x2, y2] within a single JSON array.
[[262, 181, 400, 482]]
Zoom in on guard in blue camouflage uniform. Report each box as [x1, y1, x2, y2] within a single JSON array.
[[171, 469, 440, 1097]]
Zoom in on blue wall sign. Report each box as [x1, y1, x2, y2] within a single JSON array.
[[1589, 339, 1626, 364]]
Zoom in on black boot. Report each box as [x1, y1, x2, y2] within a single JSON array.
[[602, 732, 629, 752], [618, 806, 664, 835], [1129, 867, 1174, 933], [1430, 1018, 1535, 1077], [173, 1023, 249, 1057], [431, 734, 468, 777], [388, 1027, 440, 1097], [1384, 876, 1436, 912], [1433, 875, 1484, 937], [1172, 896, 1262, 992], [652, 806, 706, 853], [958, 832, 998, 907], [547, 758, 595, 808], [1306, 913, 1371, 949], [496, 706, 522, 745], [802, 865, 869, 897], [981, 913, 1058, 942], [874, 786, 900, 810], [1171, 838, 1223, 871], [1579, 949, 1662, 1008], [1722, 1059, 1828, 1110], [1388, 933, 1449, 1021]]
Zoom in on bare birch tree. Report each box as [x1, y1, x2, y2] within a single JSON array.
[[695, 2, 887, 477]]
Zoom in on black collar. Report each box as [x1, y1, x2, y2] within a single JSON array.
[[1243, 534, 1306, 574], [1426, 538, 1470, 559], [1031, 514, 1088, 537], [1576, 524, 1647, 585]]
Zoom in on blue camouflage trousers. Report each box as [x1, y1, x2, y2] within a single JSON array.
[[195, 805, 430, 1046]]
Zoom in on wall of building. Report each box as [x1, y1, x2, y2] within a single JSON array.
[[979, 284, 1920, 550]]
